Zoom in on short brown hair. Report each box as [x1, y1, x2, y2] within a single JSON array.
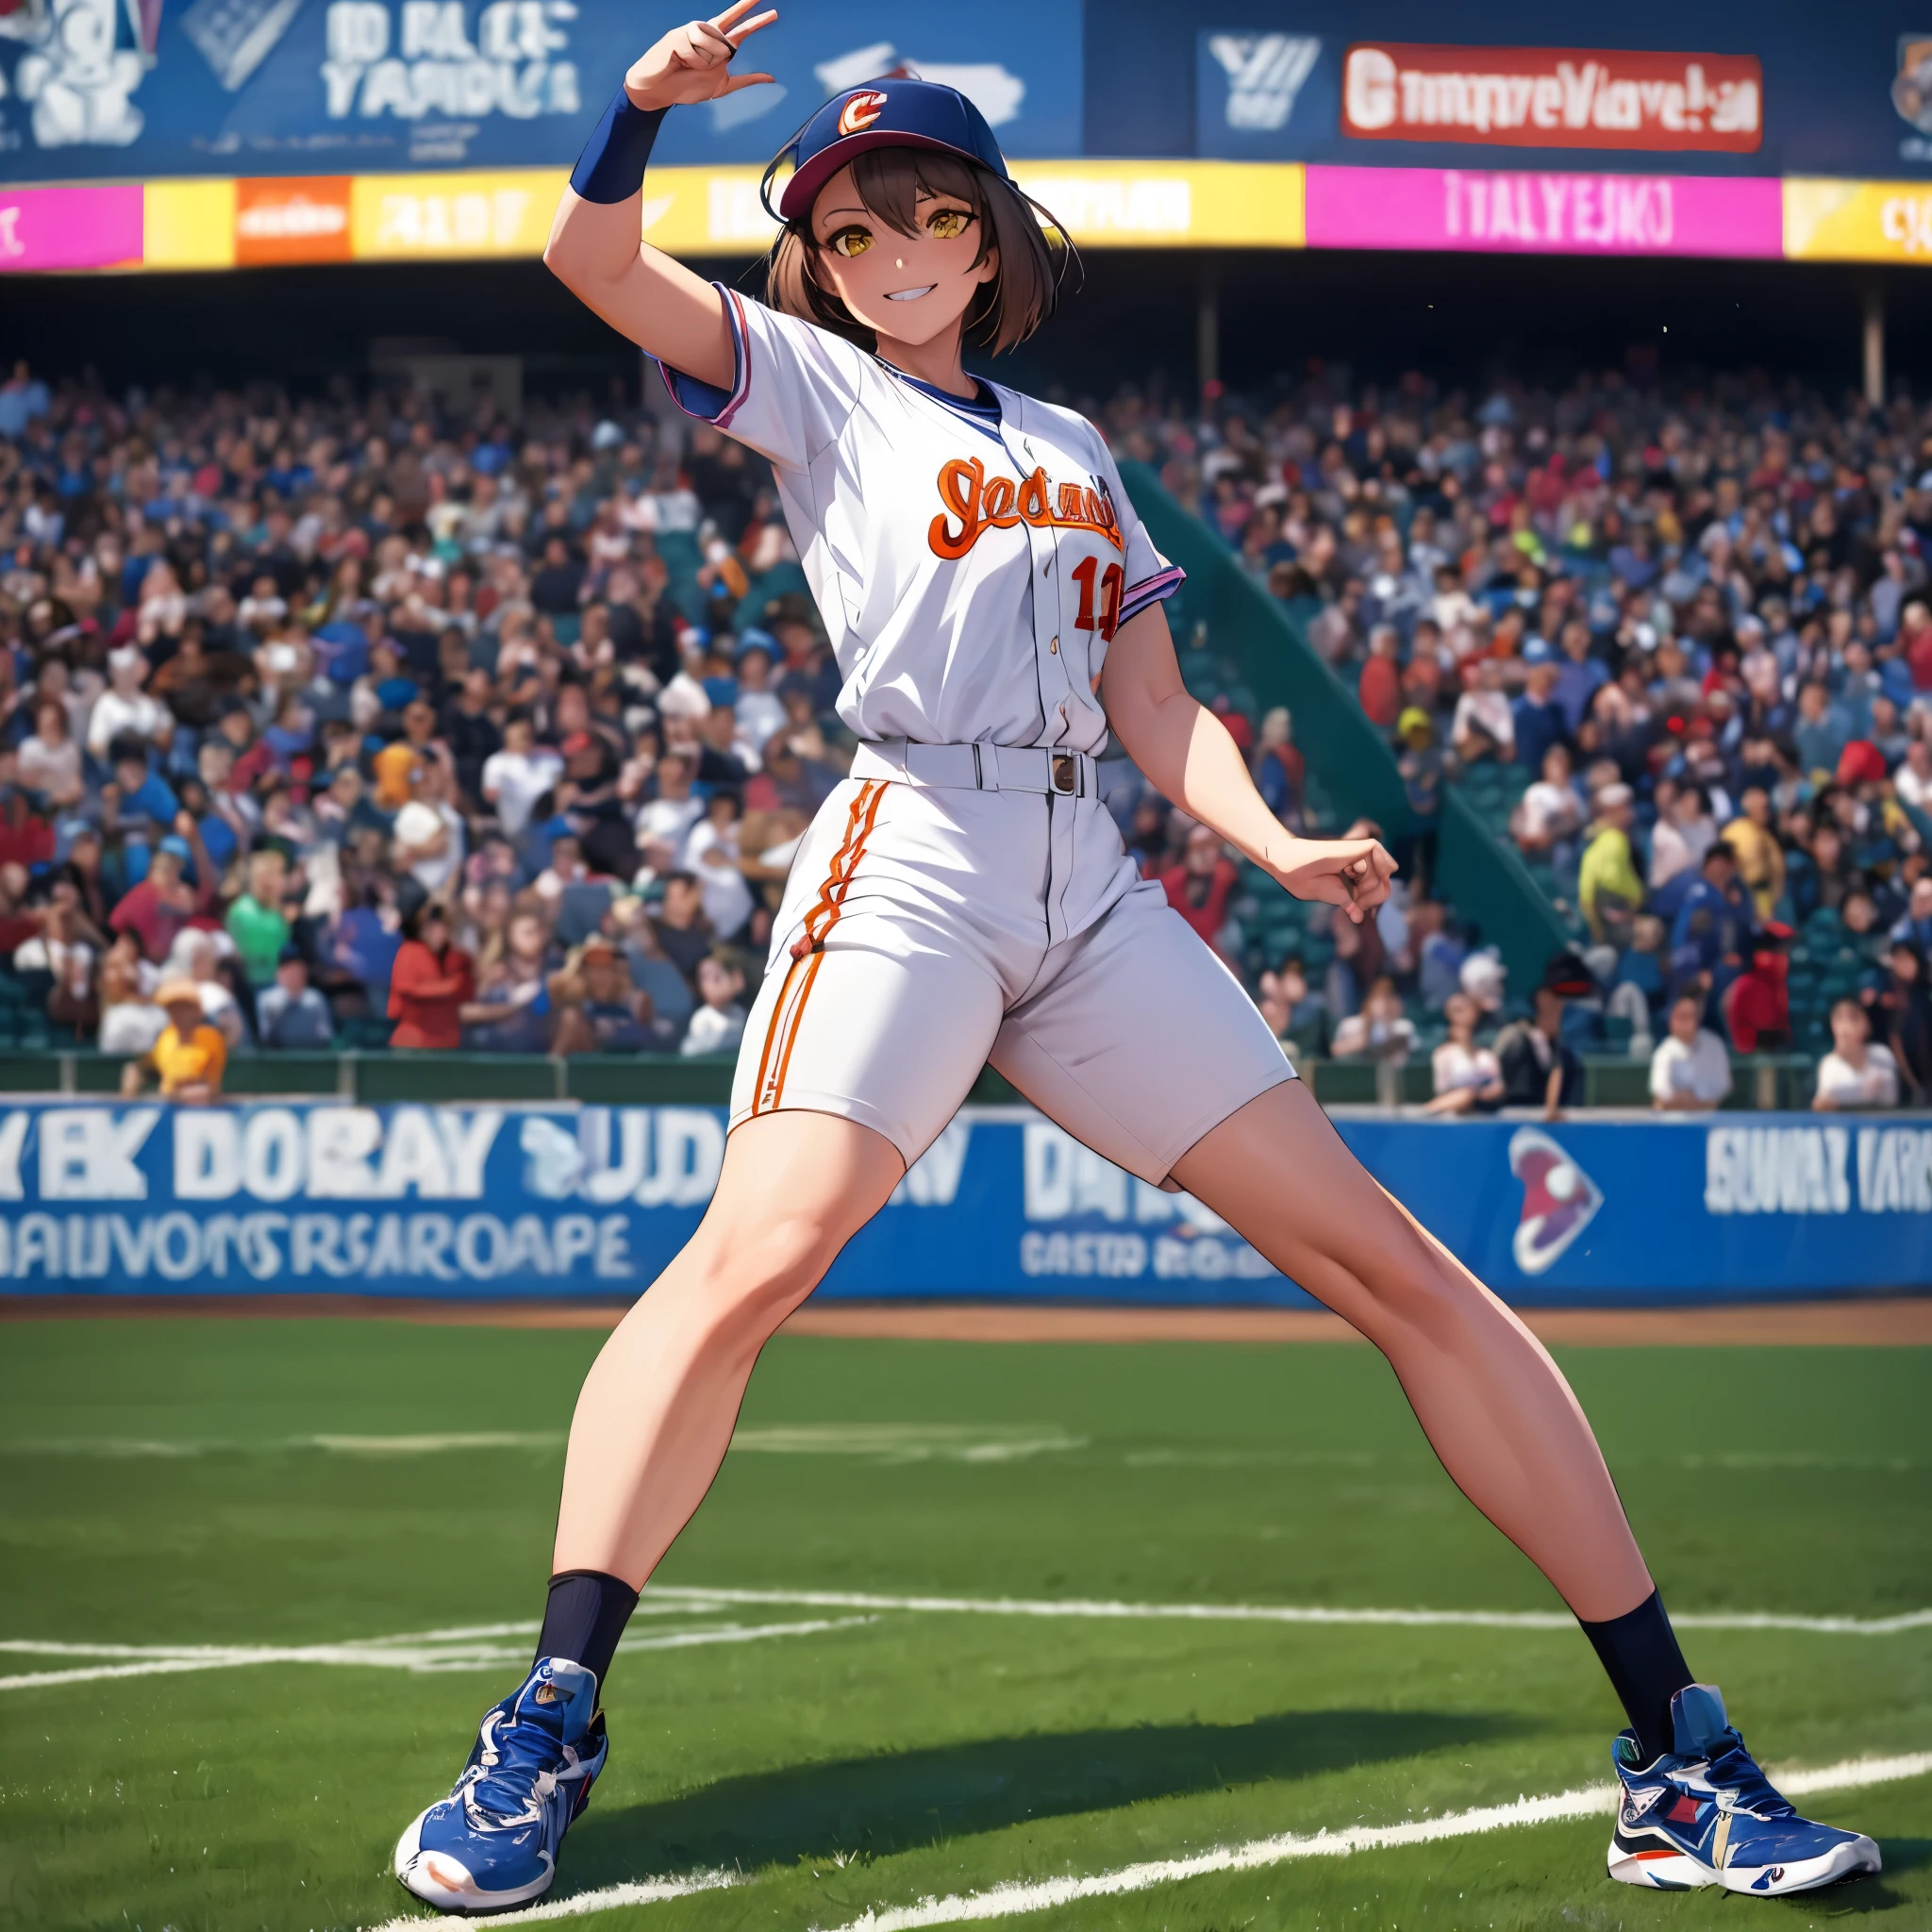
[[764, 147, 1074, 358]]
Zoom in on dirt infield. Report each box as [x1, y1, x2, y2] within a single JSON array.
[[3, 1292, 1929, 1345]]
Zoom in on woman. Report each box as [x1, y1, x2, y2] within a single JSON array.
[[1424, 989, 1503, 1115], [387, 901, 475, 1050], [391, 9, 1874, 1910], [16, 697, 85, 809], [1812, 996, 1900, 1110], [1328, 974, 1415, 1062]]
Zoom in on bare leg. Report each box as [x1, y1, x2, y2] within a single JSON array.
[[553, 1110, 905, 1584], [1170, 1080, 1652, 1621]]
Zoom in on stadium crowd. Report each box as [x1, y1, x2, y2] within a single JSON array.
[[0, 349, 1924, 1112]]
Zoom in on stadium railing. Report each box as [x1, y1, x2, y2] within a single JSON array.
[[0, 1050, 1823, 1111]]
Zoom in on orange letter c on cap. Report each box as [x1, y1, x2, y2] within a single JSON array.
[[837, 90, 888, 136]]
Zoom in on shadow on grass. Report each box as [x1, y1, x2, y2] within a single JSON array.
[[1759, 1840, 1930, 1916], [567, 1707, 1522, 1883]]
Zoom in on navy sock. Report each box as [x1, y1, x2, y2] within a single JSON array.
[[1578, 1589, 1695, 1762], [536, 1571, 638, 1691]]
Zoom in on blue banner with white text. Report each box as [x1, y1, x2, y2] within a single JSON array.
[[0, 0, 1079, 183], [0, 1101, 1926, 1305]]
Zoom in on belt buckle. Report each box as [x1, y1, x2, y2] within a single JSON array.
[[1051, 753, 1076, 794]]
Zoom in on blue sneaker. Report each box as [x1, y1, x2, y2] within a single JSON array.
[[1607, 1684, 1879, 1895], [393, 1658, 608, 1912]]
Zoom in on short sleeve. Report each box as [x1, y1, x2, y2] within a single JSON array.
[[658, 286, 865, 473], [1085, 431, 1184, 625]]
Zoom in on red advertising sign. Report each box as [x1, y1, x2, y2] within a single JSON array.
[[1341, 44, 1762, 153]]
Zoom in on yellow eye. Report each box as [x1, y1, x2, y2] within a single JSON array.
[[926, 207, 972, 240], [827, 226, 873, 258]]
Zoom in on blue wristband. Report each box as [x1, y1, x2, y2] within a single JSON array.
[[570, 88, 666, 204]]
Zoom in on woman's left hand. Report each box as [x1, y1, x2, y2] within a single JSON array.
[[1268, 837, 1397, 924]]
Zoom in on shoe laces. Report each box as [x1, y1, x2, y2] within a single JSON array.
[[1700, 1729, 1793, 1820], [465, 1707, 575, 1827]]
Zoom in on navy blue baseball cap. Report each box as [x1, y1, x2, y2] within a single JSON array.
[[764, 79, 1009, 224]]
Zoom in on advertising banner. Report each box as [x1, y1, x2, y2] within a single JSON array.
[[1169, 9, 1929, 180], [1337, 44, 1761, 155], [0, 1100, 1925, 1307], [0, 0, 1079, 184], [1304, 163, 1783, 258], [1783, 176, 1932, 261], [0, 182, 141, 268]]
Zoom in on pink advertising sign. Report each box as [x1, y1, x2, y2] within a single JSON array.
[[1305, 164, 1782, 258], [0, 186, 143, 272]]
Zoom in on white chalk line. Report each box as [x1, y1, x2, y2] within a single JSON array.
[[647, 1585, 1932, 1639], [358, 1749, 1932, 1932], [10, 1583, 1930, 1693], [0, 1617, 875, 1692], [0, 1423, 1084, 1462]]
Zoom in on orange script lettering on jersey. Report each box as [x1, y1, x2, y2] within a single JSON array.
[[927, 457, 1125, 560]]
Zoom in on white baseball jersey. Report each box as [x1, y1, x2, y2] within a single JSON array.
[[662, 286, 1185, 758], [662, 291, 1291, 1174]]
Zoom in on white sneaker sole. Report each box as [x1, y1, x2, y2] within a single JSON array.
[[1608, 1832, 1881, 1895], [393, 1806, 557, 1913]]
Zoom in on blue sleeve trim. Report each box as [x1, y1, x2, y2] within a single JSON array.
[[657, 285, 752, 426], [1118, 562, 1186, 624]]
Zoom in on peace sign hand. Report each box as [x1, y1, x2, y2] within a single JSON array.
[[625, 2, 778, 110]]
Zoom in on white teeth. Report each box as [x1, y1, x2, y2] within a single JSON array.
[[885, 285, 936, 301]]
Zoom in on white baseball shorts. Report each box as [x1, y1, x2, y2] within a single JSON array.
[[726, 746, 1294, 1182]]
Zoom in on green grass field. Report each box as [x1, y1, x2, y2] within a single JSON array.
[[1, 1317, 1928, 1932]]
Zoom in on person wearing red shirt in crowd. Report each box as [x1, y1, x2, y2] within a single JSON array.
[[1159, 823, 1240, 948], [1723, 921, 1793, 1053], [1357, 625, 1402, 730], [108, 818, 216, 963], [1898, 599, 1932, 691], [387, 900, 475, 1050]]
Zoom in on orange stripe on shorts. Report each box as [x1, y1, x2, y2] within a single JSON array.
[[750, 781, 888, 1117]]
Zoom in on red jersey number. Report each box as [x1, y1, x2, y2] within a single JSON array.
[[1069, 555, 1124, 642]]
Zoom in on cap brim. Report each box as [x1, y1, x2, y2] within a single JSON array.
[[776, 130, 988, 221]]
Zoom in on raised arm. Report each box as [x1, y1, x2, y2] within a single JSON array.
[[1100, 602, 1396, 926], [542, 4, 776, 388]]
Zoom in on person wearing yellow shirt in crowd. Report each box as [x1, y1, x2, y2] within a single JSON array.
[[120, 979, 227, 1104], [1576, 783, 1644, 941], [1721, 787, 1786, 924]]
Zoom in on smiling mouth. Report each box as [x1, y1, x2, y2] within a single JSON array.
[[885, 285, 936, 302]]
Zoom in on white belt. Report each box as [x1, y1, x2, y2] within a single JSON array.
[[850, 739, 1098, 797]]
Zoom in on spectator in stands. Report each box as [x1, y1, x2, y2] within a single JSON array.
[[256, 946, 336, 1050], [1511, 743, 1585, 860], [1496, 952, 1591, 1117], [108, 826, 214, 964], [1812, 998, 1900, 1110], [1649, 990, 1732, 1112], [1648, 782, 1717, 898], [1329, 976, 1415, 1062], [1870, 940, 1932, 1102], [1452, 658, 1514, 764], [225, 848, 294, 993], [1357, 625, 1402, 730], [18, 699, 85, 810], [1722, 922, 1792, 1056], [1425, 991, 1503, 1115], [388, 901, 474, 1051], [681, 950, 746, 1058], [1721, 789, 1786, 923], [1160, 824, 1240, 951], [1576, 785, 1641, 943], [120, 979, 225, 1102], [1513, 660, 1569, 774]]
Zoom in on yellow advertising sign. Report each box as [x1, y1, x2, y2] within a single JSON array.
[[128, 158, 1305, 268], [142, 178, 238, 270], [350, 170, 563, 259], [1783, 177, 1932, 262], [631, 160, 1307, 254]]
